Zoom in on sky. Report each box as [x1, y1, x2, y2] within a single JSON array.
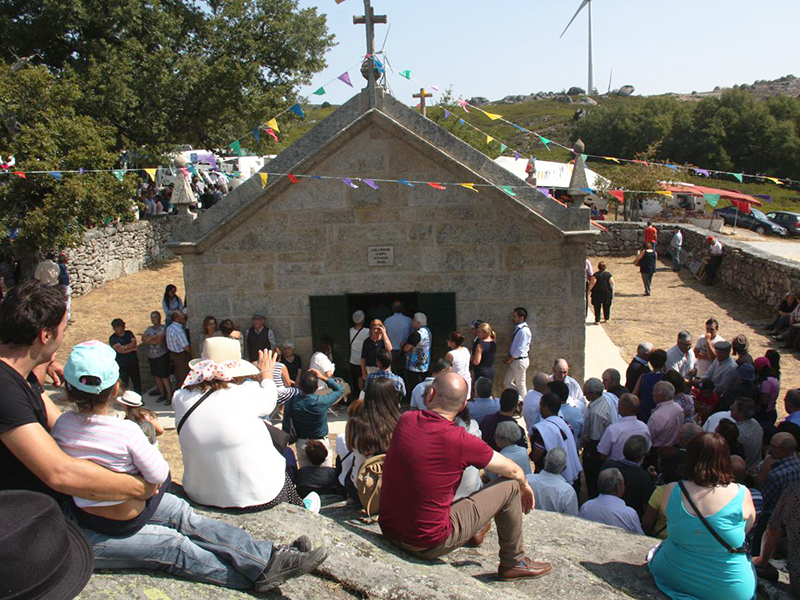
[[297, 0, 800, 106]]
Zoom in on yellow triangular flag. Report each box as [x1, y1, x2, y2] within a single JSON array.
[[655, 190, 673, 197], [259, 173, 269, 189], [765, 177, 783, 185], [459, 183, 478, 193], [603, 156, 620, 164], [483, 111, 502, 120], [144, 168, 157, 182], [266, 118, 279, 133], [486, 135, 494, 144]]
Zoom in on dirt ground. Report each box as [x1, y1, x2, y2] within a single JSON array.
[[592, 255, 791, 421], [56, 254, 793, 482]]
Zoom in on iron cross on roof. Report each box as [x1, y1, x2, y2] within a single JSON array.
[[353, 0, 387, 108]]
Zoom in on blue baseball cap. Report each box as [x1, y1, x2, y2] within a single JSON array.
[[64, 341, 120, 394]]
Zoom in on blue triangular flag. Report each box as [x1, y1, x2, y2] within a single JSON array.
[[253, 128, 260, 143], [444, 109, 452, 119], [289, 103, 306, 119], [49, 171, 62, 180], [397, 179, 415, 187]]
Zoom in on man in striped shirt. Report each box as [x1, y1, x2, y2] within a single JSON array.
[[166, 310, 191, 389]]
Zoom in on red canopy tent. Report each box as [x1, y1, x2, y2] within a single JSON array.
[[661, 184, 763, 207]]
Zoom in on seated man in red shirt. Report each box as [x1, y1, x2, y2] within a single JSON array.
[[379, 373, 553, 581]]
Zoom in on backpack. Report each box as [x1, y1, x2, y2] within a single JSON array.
[[356, 453, 386, 518]]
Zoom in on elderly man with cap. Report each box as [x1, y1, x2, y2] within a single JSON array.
[[348, 310, 369, 402], [704, 235, 723, 285], [699, 340, 738, 399], [245, 313, 276, 363]]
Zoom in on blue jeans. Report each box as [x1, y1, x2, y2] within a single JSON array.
[[80, 493, 273, 589], [671, 247, 681, 271]]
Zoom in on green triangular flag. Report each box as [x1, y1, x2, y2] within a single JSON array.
[[733, 172, 743, 183], [112, 169, 125, 182], [228, 140, 244, 156], [312, 87, 326, 96], [704, 193, 720, 207], [399, 70, 411, 80], [499, 186, 516, 197], [581, 153, 588, 162], [499, 143, 508, 153], [539, 136, 551, 150]]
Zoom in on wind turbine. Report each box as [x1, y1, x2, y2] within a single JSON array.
[[560, 0, 595, 96]]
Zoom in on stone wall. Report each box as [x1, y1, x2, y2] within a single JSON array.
[[66, 217, 173, 297], [589, 221, 800, 310]]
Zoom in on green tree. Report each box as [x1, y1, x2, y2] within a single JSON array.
[[0, 0, 334, 157], [0, 65, 135, 254]]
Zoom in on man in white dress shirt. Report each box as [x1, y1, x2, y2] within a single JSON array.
[[522, 372, 551, 435], [597, 394, 651, 462], [665, 331, 696, 381], [582, 378, 617, 498], [503, 307, 531, 397], [551, 358, 586, 413], [527, 448, 578, 516]]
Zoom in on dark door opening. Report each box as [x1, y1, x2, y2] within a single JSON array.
[[309, 292, 457, 383]]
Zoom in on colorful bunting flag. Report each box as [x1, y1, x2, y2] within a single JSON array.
[[112, 170, 125, 182], [514, 152, 522, 161], [397, 179, 414, 187], [362, 179, 379, 190], [764, 177, 783, 185], [12, 171, 26, 179], [431, 85, 440, 91], [486, 135, 494, 144], [266, 128, 279, 142], [459, 183, 478, 193], [335, 0, 346, 4], [49, 171, 62, 181], [732, 172, 743, 183], [499, 186, 516, 197], [228, 140, 243, 156], [655, 190, 673, 197], [483, 111, 502, 120], [310, 175, 322, 180], [457, 99, 470, 112], [538, 135, 551, 150], [259, 173, 269, 188], [312, 87, 326, 96], [512, 124, 526, 132], [288, 174, 300, 184], [603, 156, 620, 164], [338, 72, 353, 87], [500, 143, 508, 153], [731, 199, 751, 214], [427, 182, 446, 190], [443, 109, 452, 119], [399, 70, 411, 80], [458, 118, 465, 125], [372, 57, 385, 74], [703, 193, 720, 207], [536, 187, 551, 197], [253, 128, 261, 143], [666, 164, 678, 170], [144, 168, 157, 182], [266, 118, 280, 133], [342, 178, 358, 189], [753, 194, 772, 203], [289, 104, 306, 119], [581, 153, 588, 163], [609, 190, 625, 203], [79, 168, 84, 175], [693, 168, 710, 177]]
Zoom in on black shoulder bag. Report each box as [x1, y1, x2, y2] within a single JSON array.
[[678, 481, 749, 554], [176, 390, 214, 435]]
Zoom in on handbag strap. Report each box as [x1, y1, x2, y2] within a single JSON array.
[[678, 481, 746, 554], [177, 389, 214, 435]]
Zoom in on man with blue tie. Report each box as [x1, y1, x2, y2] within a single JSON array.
[[504, 307, 531, 397]]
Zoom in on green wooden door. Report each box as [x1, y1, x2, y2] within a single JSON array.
[[309, 295, 350, 379], [418, 292, 457, 365]]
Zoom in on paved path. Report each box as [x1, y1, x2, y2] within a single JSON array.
[[584, 311, 629, 381], [740, 239, 800, 263]]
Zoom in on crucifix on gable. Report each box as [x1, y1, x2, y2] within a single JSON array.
[[413, 88, 433, 117], [353, 0, 387, 109]]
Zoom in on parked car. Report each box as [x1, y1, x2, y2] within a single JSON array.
[[713, 206, 787, 236], [765, 211, 800, 236]]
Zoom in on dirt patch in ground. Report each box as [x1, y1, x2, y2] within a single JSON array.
[[592, 255, 792, 420]]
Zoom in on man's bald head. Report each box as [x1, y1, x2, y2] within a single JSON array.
[[730, 455, 747, 484], [772, 432, 798, 452], [429, 372, 468, 412], [552, 359, 569, 381], [618, 393, 639, 417], [532, 372, 550, 393]]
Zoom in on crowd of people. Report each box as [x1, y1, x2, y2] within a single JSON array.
[[137, 171, 232, 218], [2, 271, 800, 597]]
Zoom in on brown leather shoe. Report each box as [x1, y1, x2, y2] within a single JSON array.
[[498, 557, 553, 580], [466, 521, 492, 547]]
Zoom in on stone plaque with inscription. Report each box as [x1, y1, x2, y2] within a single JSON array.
[[368, 245, 395, 267]]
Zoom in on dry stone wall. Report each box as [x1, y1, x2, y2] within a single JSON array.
[[589, 221, 800, 311], [66, 217, 172, 297]]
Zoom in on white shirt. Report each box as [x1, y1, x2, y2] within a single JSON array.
[[670, 230, 683, 249], [527, 470, 579, 516], [349, 326, 370, 365], [703, 410, 734, 433], [509, 322, 531, 359], [549, 374, 587, 414], [532, 416, 582, 483], [523, 390, 544, 435], [710, 240, 723, 256], [448, 346, 472, 397], [695, 334, 724, 377], [666, 344, 696, 379], [309, 352, 335, 391], [454, 418, 484, 500], [583, 394, 615, 444], [703, 357, 739, 398], [173, 379, 283, 508], [384, 313, 413, 349], [410, 377, 435, 410], [596, 416, 652, 461]]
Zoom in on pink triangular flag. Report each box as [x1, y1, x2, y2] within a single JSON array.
[[457, 99, 470, 112]]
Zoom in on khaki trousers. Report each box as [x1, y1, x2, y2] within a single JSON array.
[[503, 357, 529, 397], [396, 478, 525, 569]]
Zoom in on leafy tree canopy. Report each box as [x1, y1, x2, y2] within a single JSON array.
[[0, 0, 335, 157]]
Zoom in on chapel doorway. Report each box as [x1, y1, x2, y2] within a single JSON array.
[[308, 292, 456, 381]]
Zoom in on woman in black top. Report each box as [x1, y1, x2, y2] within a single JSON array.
[[471, 322, 497, 384], [360, 319, 392, 382], [279, 340, 302, 383], [635, 242, 657, 296], [589, 261, 615, 323]]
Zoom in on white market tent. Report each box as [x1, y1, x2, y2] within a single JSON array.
[[494, 156, 610, 190]]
